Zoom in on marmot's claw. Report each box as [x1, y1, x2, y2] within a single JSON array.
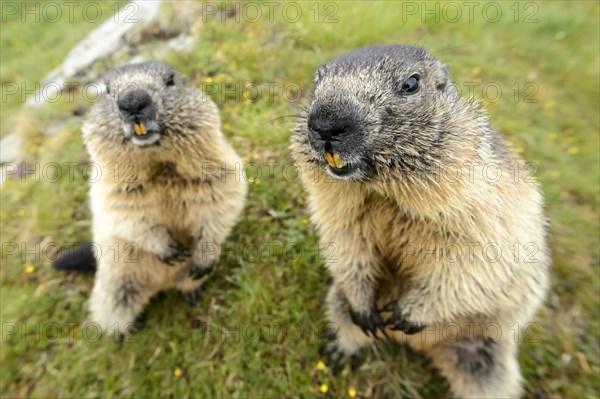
[[381, 300, 426, 335], [116, 331, 126, 345], [181, 285, 205, 307], [319, 341, 336, 357], [159, 240, 190, 266], [320, 338, 363, 375], [380, 301, 397, 313], [127, 318, 146, 334], [350, 353, 362, 370], [320, 328, 338, 342], [349, 304, 388, 339], [189, 263, 214, 280], [391, 321, 426, 334], [115, 319, 145, 344]]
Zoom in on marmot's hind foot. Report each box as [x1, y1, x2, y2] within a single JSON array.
[[429, 337, 523, 398]]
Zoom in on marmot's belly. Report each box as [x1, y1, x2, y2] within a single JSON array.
[[153, 186, 216, 244]]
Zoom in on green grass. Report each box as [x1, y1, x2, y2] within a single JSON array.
[[0, 0, 126, 136], [1, 1, 599, 398]]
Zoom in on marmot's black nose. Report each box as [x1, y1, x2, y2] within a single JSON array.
[[118, 90, 153, 117], [308, 116, 350, 141]]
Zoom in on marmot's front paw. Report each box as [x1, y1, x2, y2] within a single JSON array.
[[158, 239, 190, 266], [381, 300, 426, 334], [319, 332, 363, 375], [349, 304, 387, 338]]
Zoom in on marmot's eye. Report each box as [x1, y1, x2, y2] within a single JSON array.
[[401, 74, 420, 94], [165, 73, 175, 87]]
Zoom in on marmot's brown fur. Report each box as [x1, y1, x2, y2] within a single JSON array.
[[78, 62, 246, 334], [291, 45, 549, 398]]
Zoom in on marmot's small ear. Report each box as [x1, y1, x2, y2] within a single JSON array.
[[315, 67, 325, 83], [436, 62, 458, 97], [101, 80, 110, 95]]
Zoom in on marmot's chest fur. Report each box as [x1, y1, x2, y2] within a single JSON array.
[[335, 192, 460, 282], [104, 160, 225, 238]]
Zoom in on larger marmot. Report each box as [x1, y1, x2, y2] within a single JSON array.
[[55, 62, 247, 335], [291, 45, 549, 398]]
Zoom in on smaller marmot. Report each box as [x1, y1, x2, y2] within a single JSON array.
[[291, 45, 549, 398], [55, 62, 247, 335]]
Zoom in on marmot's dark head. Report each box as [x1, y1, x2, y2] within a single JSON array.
[[87, 61, 214, 148], [295, 45, 465, 181]]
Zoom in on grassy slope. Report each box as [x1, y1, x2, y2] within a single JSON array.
[[1, 1, 599, 398]]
